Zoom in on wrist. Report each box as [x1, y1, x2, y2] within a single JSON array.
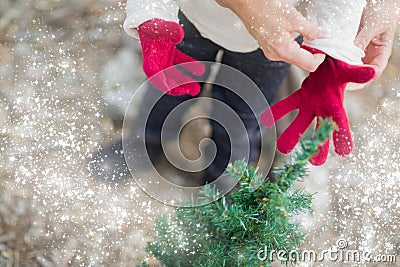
[[215, 0, 246, 10]]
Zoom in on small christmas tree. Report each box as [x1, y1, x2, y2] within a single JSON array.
[[143, 118, 336, 267]]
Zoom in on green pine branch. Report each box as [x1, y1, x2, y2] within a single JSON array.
[[142, 118, 336, 267]]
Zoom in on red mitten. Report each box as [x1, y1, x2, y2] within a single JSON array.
[[138, 18, 206, 96], [261, 46, 375, 166]]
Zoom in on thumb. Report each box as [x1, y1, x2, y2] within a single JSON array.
[[291, 12, 328, 40], [354, 26, 375, 51]]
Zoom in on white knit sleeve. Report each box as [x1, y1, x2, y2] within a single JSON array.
[[302, 0, 367, 65], [123, 0, 180, 39]]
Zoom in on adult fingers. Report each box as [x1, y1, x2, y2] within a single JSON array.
[[353, 23, 392, 52], [354, 26, 376, 51], [290, 10, 329, 40], [362, 31, 395, 78], [271, 38, 326, 72], [366, 52, 390, 78]]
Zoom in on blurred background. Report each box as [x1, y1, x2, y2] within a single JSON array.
[[0, 0, 400, 266]]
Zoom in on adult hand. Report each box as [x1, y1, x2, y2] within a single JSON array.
[[354, 0, 400, 78], [216, 0, 327, 72]]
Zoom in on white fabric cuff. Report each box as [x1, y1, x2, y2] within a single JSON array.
[[303, 38, 365, 66], [123, 0, 179, 39]]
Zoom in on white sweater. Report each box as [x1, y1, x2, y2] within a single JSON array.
[[124, 0, 366, 65]]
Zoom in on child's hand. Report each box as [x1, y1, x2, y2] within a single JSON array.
[[261, 46, 375, 165], [138, 18, 206, 96]]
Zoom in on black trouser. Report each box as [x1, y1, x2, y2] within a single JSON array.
[[137, 12, 291, 182]]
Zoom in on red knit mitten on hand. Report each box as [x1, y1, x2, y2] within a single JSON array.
[[138, 18, 205, 96], [261, 46, 375, 165]]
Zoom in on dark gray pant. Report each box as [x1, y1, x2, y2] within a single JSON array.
[[137, 12, 291, 182]]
